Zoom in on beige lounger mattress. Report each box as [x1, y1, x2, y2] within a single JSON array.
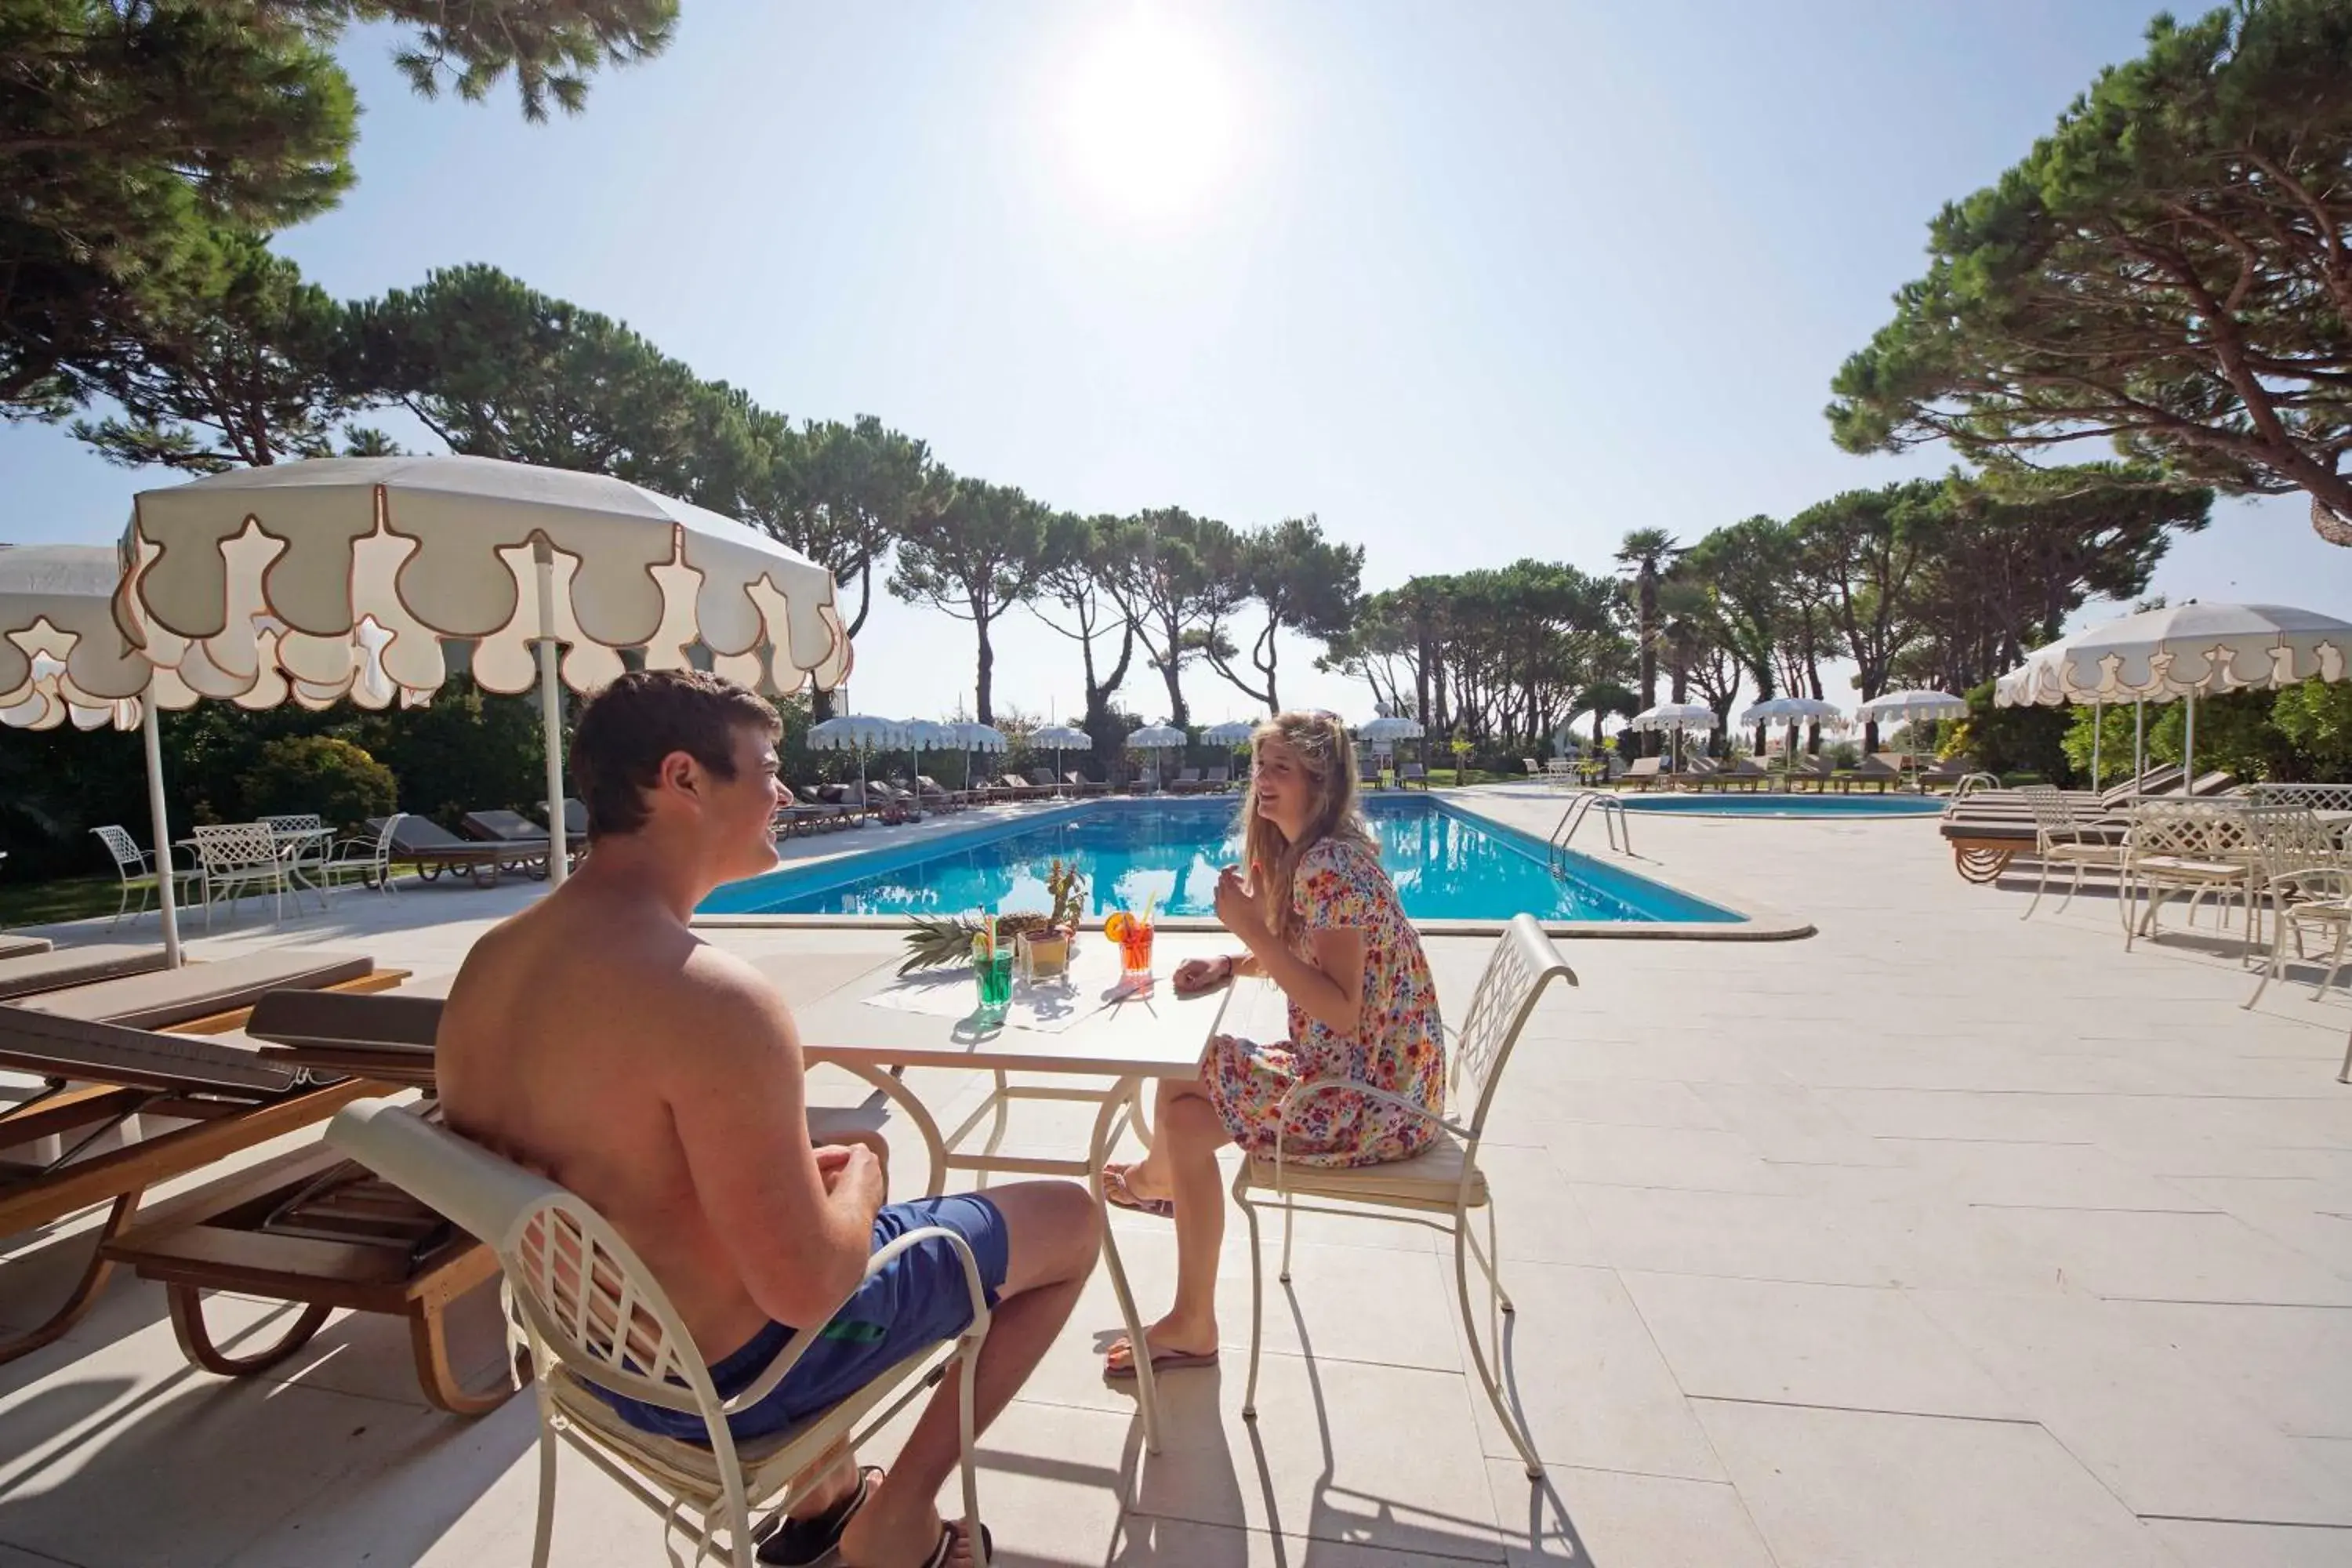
[[16, 949, 375, 1029], [0, 944, 167, 1000], [0, 1008, 298, 1094]]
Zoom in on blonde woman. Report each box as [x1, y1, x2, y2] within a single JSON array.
[[1102, 711, 1444, 1377]]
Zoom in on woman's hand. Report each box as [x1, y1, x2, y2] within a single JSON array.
[[1174, 955, 1234, 997], [1213, 862, 1267, 944]]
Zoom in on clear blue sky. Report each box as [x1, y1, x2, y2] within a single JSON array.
[[3, 0, 2340, 723]]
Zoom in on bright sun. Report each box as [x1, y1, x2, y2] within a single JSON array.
[[1061, 9, 1236, 220]]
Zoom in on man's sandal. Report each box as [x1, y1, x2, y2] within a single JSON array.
[[756, 1466, 881, 1566]]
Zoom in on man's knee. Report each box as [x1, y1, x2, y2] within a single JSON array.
[[1002, 1178, 1101, 1279]]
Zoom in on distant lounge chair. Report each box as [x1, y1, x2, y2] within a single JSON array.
[[1714, 757, 1769, 791], [993, 773, 1047, 802], [0, 953, 408, 1365], [1621, 757, 1666, 791], [1065, 770, 1112, 796], [461, 808, 554, 848], [1357, 757, 1384, 790], [1169, 767, 1208, 794], [376, 816, 541, 885], [1916, 757, 1975, 789], [1203, 765, 1232, 791], [2186, 771, 2240, 797], [915, 775, 967, 811], [1399, 762, 1428, 789]]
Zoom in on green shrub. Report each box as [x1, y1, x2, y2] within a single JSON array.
[[238, 736, 396, 832]]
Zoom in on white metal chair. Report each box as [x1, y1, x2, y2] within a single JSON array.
[[325, 1098, 993, 1568], [1229, 913, 1577, 1479], [89, 824, 198, 927], [2122, 799, 2257, 954], [260, 811, 332, 907], [2241, 804, 2352, 1010], [317, 812, 404, 898], [2018, 784, 2129, 923], [190, 822, 291, 928]]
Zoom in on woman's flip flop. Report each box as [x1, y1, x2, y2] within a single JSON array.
[[1101, 1164, 1174, 1219], [756, 1466, 882, 1566], [1102, 1342, 1220, 1381], [919, 1520, 992, 1568]]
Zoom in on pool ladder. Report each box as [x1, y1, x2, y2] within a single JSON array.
[[1548, 789, 1633, 874]]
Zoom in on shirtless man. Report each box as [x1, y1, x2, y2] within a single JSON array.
[[439, 670, 1099, 1568]]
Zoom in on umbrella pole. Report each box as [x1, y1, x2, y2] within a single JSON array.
[[533, 545, 568, 889], [2134, 700, 2146, 789], [2091, 699, 2102, 790], [2183, 691, 2196, 788], [141, 700, 181, 968]]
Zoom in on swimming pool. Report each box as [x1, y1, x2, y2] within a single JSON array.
[[699, 796, 1740, 925], [1617, 793, 1944, 818]]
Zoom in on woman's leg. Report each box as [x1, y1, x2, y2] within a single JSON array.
[[1109, 1075, 1230, 1366]]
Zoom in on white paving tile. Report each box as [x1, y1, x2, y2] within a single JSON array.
[[1618, 1272, 2020, 1419], [1489, 1458, 1777, 1568], [1693, 1399, 2177, 1568]]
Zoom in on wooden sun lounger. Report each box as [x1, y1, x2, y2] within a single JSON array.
[[0, 956, 409, 1367], [375, 817, 542, 886], [1621, 757, 1665, 791], [0, 935, 53, 963]]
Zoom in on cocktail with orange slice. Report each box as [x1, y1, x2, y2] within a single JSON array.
[[1105, 907, 1154, 978]]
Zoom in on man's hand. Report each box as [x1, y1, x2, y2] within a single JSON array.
[[814, 1142, 887, 1216]]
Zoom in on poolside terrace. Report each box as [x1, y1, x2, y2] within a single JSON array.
[[2, 786, 2347, 1566]]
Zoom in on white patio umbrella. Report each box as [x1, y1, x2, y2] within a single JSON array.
[[1853, 690, 1967, 789], [900, 719, 960, 800], [1356, 715, 1424, 742], [1738, 695, 1843, 776], [1998, 603, 2352, 787], [955, 721, 1008, 793], [1126, 722, 1187, 791], [119, 456, 853, 887], [1201, 719, 1258, 778], [808, 713, 904, 802], [0, 546, 188, 964], [1031, 724, 1091, 791], [1629, 702, 1719, 775]]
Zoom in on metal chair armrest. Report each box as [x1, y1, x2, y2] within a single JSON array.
[[717, 1225, 992, 1417]]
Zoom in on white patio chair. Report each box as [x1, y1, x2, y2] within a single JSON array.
[[89, 824, 198, 927], [318, 812, 404, 899], [2018, 784, 2129, 924], [325, 1098, 993, 1568], [190, 822, 290, 928], [1229, 913, 1577, 1479], [2241, 804, 2352, 1010], [2122, 799, 2258, 955], [260, 811, 332, 906]]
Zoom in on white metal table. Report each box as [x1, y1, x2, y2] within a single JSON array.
[[756, 934, 1239, 1455]]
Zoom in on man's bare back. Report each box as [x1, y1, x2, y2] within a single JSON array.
[[440, 880, 798, 1358]]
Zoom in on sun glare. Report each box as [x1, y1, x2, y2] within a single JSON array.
[[1060, 9, 1237, 221]]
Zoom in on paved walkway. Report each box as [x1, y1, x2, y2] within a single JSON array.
[[2, 792, 2347, 1566]]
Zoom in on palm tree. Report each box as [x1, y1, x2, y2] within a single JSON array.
[[1613, 528, 1684, 753]]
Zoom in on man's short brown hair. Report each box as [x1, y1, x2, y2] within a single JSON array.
[[569, 670, 782, 839]]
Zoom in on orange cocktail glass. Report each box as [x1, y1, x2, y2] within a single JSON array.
[[1117, 914, 1154, 977]]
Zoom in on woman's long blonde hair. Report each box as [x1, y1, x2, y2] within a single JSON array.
[[1240, 710, 1374, 942]]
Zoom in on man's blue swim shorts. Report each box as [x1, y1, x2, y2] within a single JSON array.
[[596, 1193, 1011, 1443]]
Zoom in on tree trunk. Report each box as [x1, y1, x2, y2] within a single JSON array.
[[975, 613, 995, 727]]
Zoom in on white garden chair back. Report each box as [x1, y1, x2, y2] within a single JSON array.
[[89, 825, 196, 928], [318, 812, 404, 898], [2017, 784, 2129, 923], [2240, 804, 2352, 1013], [327, 1099, 993, 1568], [2122, 799, 2256, 954], [1229, 913, 1577, 1479], [190, 822, 289, 928]]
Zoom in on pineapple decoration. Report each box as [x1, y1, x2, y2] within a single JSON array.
[[896, 856, 1090, 977]]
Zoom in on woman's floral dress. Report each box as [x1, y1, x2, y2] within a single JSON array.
[[1201, 836, 1445, 1167]]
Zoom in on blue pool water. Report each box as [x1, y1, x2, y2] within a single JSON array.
[[699, 797, 1737, 924], [1617, 793, 1944, 818]]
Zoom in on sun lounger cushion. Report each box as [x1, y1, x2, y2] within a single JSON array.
[[0, 944, 168, 1001], [0, 935, 53, 962], [463, 810, 550, 844], [0, 1007, 298, 1094], [17, 949, 376, 1030]]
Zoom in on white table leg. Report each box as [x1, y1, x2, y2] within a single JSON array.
[[826, 1058, 949, 1198], [1088, 1074, 1160, 1454]]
